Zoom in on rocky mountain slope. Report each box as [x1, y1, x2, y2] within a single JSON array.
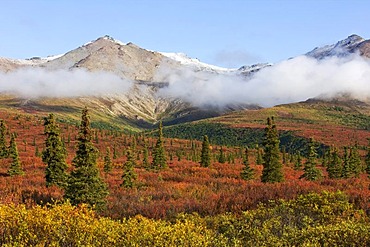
[[306, 34, 370, 59], [0, 36, 252, 127], [0, 34, 369, 130]]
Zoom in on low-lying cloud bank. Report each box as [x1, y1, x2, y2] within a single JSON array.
[[0, 68, 133, 98], [156, 54, 370, 107], [0, 54, 369, 108]]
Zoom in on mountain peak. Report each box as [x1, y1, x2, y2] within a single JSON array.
[[83, 35, 126, 47], [306, 34, 366, 59], [334, 34, 364, 48]]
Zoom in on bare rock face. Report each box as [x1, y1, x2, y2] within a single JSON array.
[[356, 40, 370, 58], [41, 36, 178, 82]]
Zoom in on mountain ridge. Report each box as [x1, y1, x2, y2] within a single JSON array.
[[0, 34, 369, 130]]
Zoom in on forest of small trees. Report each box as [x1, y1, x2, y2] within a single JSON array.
[[0, 108, 369, 245]]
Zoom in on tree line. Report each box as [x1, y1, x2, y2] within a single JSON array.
[[1, 110, 370, 209]]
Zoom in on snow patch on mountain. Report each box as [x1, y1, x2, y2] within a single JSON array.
[[160, 52, 236, 73], [306, 34, 365, 59]]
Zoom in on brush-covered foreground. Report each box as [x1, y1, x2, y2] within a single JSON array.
[[0, 108, 369, 245], [0, 191, 369, 246]]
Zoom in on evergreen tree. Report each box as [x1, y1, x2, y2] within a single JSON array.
[[8, 133, 24, 176], [64, 107, 108, 210], [121, 149, 137, 188], [300, 139, 322, 181], [342, 147, 351, 178], [113, 143, 118, 159], [326, 146, 342, 179], [218, 147, 226, 164], [261, 117, 284, 183], [103, 147, 112, 174], [200, 135, 211, 167], [281, 146, 287, 165], [348, 145, 362, 177], [42, 114, 68, 188], [294, 151, 302, 170], [366, 139, 370, 178], [241, 147, 254, 180], [35, 146, 40, 157], [151, 121, 167, 170], [255, 145, 263, 165], [142, 144, 150, 169], [0, 120, 8, 158]]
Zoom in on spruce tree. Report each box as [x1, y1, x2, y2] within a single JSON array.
[[0, 120, 8, 158], [42, 114, 68, 188], [342, 147, 351, 178], [241, 147, 254, 180], [366, 139, 370, 178], [200, 135, 211, 167], [255, 144, 263, 165], [64, 107, 108, 210], [8, 133, 24, 176], [294, 151, 302, 170], [142, 144, 150, 169], [326, 146, 342, 179], [300, 139, 322, 181], [348, 145, 362, 177], [261, 117, 284, 183], [151, 121, 167, 170], [281, 145, 287, 165], [103, 147, 112, 174], [218, 147, 226, 164], [121, 149, 137, 188]]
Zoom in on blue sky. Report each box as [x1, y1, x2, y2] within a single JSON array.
[[1, 0, 370, 68]]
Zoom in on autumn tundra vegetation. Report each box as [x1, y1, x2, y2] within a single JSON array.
[[0, 107, 370, 245]]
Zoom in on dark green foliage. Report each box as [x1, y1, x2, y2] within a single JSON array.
[[42, 114, 68, 188], [281, 146, 287, 165], [151, 121, 167, 170], [162, 122, 327, 156], [35, 146, 40, 157], [176, 150, 182, 161], [326, 147, 342, 179], [366, 139, 370, 178], [218, 147, 226, 164], [342, 147, 351, 178], [8, 133, 24, 176], [348, 145, 362, 178], [200, 135, 211, 167], [142, 144, 150, 169], [65, 107, 108, 210], [0, 120, 8, 158], [342, 146, 362, 179], [121, 149, 137, 188], [300, 139, 322, 181], [103, 147, 112, 174], [255, 145, 263, 165], [113, 144, 118, 159], [261, 117, 284, 183], [294, 151, 302, 170], [241, 148, 254, 180]]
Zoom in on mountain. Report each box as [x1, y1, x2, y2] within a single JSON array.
[[0, 36, 258, 129], [306, 34, 370, 59], [0, 34, 369, 131]]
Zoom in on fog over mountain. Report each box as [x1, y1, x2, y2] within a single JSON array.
[[0, 34, 369, 123], [156, 53, 370, 107]]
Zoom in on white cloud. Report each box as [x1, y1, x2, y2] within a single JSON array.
[[156, 54, 370, 107], [0, 68, 133, 98]]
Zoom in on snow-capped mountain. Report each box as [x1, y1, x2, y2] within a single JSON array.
[[0, 34, 369, 128], [306, 34, 370, 59], [0, 35, 257, 126]]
